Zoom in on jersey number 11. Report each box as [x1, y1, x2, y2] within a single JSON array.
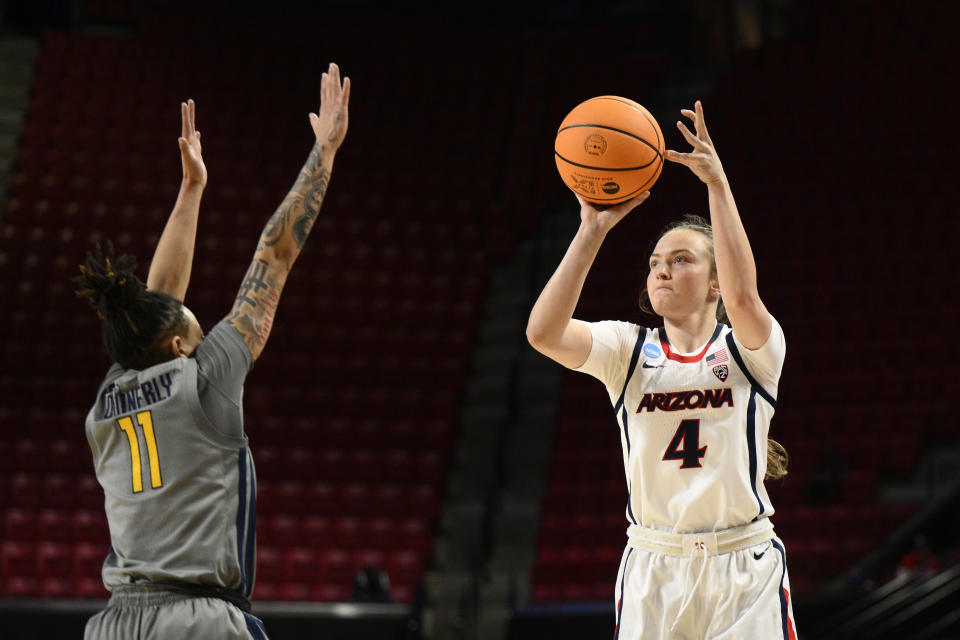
[[117, 410, 163, 493]]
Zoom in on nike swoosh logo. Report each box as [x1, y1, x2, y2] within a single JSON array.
[[753, 551, 766, 560], [642, 363, 664, 369]]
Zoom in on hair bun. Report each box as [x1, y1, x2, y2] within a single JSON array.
[[74, 243, 145, 320]]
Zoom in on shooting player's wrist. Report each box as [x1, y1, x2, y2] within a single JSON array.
[[180, 177, 206, 191]]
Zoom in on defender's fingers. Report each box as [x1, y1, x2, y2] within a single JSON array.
[[188, 99, 196, 134], [181, 103, 189, 139], [341, 76, 351, 106], [320, 72, 330, 105]]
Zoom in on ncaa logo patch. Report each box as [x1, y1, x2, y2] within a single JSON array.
[[643, 343, 662, 359], [712, 365, 728, 382]]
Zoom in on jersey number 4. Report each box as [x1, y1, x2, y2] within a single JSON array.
[[662, 419, 707, 469], [117, 410, 163, 493]]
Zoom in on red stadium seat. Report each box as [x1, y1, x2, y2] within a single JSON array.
[[77, 475, 104, 510], [50, 440, 89, 474], [284, 547, 321, 584], [39, 509, 74, 542], [398, 518, 431, 555], [330, 517, 360, 548], [351, 548, 385, 571], [278, 582, 312, 601], [41, 577, 75, 598], [310, 582, 348, 602], [303, 482, 338, 515], [37, 542, 73, 578], [406, 485, 438, 519], [3, 509, 38, 542], [42, 474, 78, 509], [370, 484, 406, 518], [72, 510, 109, 544], [260, 514, 301, 548], [2, 541, 35, 584], [384, 550, 422, 588], [302, 516, 332, 547], [256, 546, 284, 584], [10, 473, 41, 508], [73, 543, 105, 580], [316, 549, 353, 585], [5, 576, 42, 598]]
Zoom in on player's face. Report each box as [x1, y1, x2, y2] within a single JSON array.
[[646, 229, 718, 320], [177, 306, 205, 358]]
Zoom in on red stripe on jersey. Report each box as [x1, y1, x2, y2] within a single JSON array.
[[613, 595, 623, 640], [660, 338, 715, 363], [783, 588, 798, 640]]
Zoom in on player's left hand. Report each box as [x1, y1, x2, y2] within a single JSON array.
[[664, 100, 725, 185], [179, 99, 207, 187]]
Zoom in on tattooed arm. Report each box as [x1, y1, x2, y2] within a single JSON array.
[[226, 63, 350, 361]]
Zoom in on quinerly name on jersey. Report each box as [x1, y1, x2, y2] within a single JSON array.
[[102, 373, 174, 419], [636, 388, 734, 413]]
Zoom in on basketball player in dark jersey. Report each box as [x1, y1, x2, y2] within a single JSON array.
[[76, 64, 350, 640]]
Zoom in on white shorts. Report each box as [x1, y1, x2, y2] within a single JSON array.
[[613, 522, 798, 640]]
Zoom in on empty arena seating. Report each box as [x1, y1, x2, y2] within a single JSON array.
[[531, 0, 956, 602], [0, 16, 542, 601]]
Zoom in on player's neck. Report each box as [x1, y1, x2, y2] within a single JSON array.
[[663, 311, 718, 354]]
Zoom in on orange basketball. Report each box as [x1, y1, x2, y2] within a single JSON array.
[[554, 96, 664, 204]]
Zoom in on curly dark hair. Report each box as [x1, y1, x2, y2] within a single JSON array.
[[73, 242, 189, 370]]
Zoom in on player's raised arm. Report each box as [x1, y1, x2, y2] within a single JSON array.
[[664, 100, 771, 349], [226, 63, 350, 361], [526, 192, 649, 369], [147, 99, 206, 301]]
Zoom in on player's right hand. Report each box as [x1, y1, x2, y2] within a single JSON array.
[[577, 191, 650, 237], [309, 62, 351, 150], [178, 99, 206, 187]]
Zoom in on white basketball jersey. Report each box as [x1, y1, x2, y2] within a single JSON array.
[[575, 317, 785, 534]]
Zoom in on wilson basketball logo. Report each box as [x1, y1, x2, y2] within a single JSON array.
[[584, 134, 607, 156]]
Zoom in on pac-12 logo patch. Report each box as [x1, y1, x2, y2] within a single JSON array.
[[712, 365, 728, 382], [643, 343, 662, 359]]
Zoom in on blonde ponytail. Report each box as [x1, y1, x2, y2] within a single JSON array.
[[765, 438, 789, 480]]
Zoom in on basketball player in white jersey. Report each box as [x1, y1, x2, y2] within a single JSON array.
[[527, 100, 798, 639]]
